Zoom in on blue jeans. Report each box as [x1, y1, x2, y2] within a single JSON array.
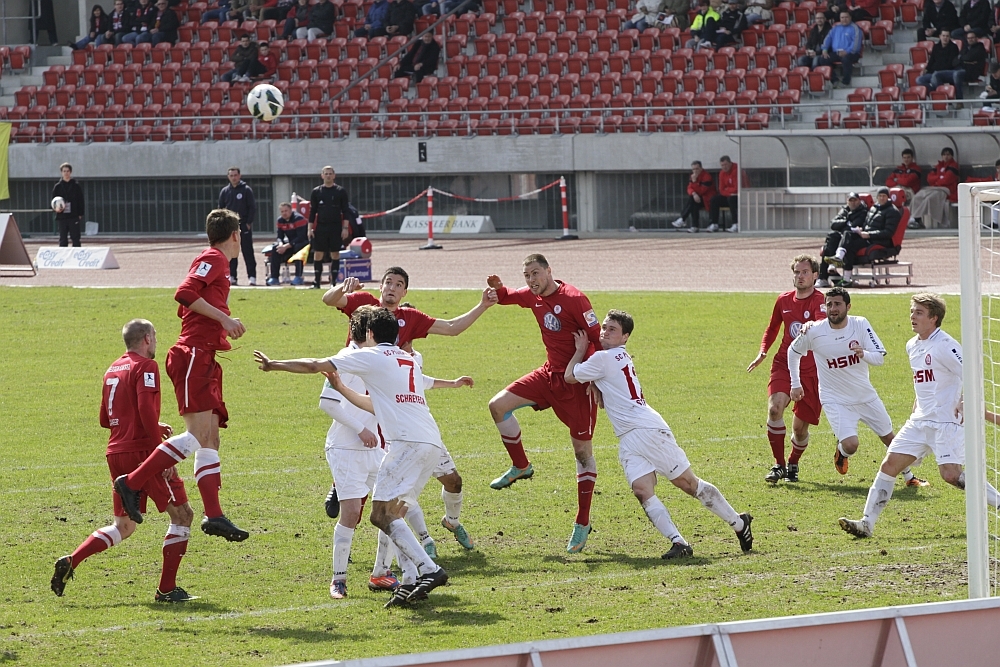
[[74, 33, 112, 49], [623, 18, 650, 32], [201, 5, 230, 22], [121, 31, 142, 44], [917, 70, 967, 97], [818, 51, 859, 85]]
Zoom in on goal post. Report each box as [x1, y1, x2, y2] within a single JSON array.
[[959, 181, 1000, 599]]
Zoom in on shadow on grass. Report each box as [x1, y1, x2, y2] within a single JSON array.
[[541, 551, 716, 569], [792, 481, 935, 501], [137, 601, 232, 614], [391, 595, 505, 626]]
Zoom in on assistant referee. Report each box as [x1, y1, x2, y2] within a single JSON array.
[[308, 166, 352, 289]]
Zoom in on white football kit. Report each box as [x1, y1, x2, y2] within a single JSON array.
[[571, 346, 691, 484], [410, 350, 458, 480], [328, 343, 443, 504], [788, 316, 894, 440], [889, 328, 965, 465]]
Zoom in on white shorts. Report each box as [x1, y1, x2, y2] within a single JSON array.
[[325, 446, 384, 501], [432, 445, 457, 478], [888, 419, 965, 467], [373, 440, 440, 506], [824, 400, 894, 442], [618, 428, 692, 486]]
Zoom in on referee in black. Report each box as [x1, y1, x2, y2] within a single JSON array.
[[308, 166, 352, 289]]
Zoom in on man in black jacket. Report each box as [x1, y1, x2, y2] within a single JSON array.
[[395, 32, 441, 82], [918, 30, 986, 98], [302, 0, 336, 40], [798, 13, 831, 68], [824, 188, 900, 287], [816, 192, 867, 287], [52, 163, 85, 248], [713, 0, 747, 49], [385, 0, 417, 38], [915, 30, 960, 89], [918, 0, 959, 41], [308, 166, 353, 289], [951, 0, 993, 38], [218, 167, 258, 285], [267, 202, 310, 286]]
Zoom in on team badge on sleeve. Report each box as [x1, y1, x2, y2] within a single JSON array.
[[584, 309, 599, 327], [194, 261, 212, 277], [144, 372, 156, 387]]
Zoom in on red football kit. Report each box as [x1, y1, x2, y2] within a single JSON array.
[[496, 281, 602, 437], [166, 247, 231, 425], [338, 291, 436, 347], [760, 289, 826, 425], [101, 352, 187, 517]]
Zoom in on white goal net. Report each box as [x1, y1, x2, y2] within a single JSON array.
[[959, 181, 1000, 598]]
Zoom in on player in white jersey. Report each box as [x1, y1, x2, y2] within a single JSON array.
[[788, 287, 926, 486], [254, 307, 449, 608], [840, 294, 1000, 537], [564, 310, 754, 557]]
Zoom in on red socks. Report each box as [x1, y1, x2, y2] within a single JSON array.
[[789, 438, 808, 465], [70, 526, 122, 566], [767, 420, 786, 466], [500, 430, 530, 470], [575, 456, 597, 526], [126, 447, 181, 490], [158, 526, 190, 593], [194, 448, 223, 518]]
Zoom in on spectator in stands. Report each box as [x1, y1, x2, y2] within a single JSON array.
[[846, 0, 877, 23], [282, 0, 312, 37], [798, 13, 831, 68], [956, 31, 989, 95], [823, 187, 900, 287], [952, 0, 993, 39], [386, 0, 418, 37], [623, 0, 665, 33], [671, 161, 717, 232], [227, 0, 253, 22], [743, 0, 772, 25], [52, 163, 85, 249], [260, 0, 295, 21], [222, 34, 258, 82], [687, 0, 722, 48], [916, 30, 960, 89], [981, 62, 1000, 109], [908, 147, 960, 228], [267, 202, 309, 286], [395, 32, 441, 82], [108, 0, 131, 44], [815, 192, 868, 287], [885, 148, 923, 203], [138, 0, 179, 45], [201, 0, 232, 23], [421, 0, 463, 16], [819, 11, 864, 87], [823, 1, 842, 21], [713, 0, 746, 48], [355, 0, 389, 36], [121, 0, 156, 45], [228, 40, 277, 82], [219, 166, 258, 285], [918, 0, 959, 42], [660, 0, 690, 30], [918, 30, 984, 98], [710, 155, 742, 233], [73, 4, 112, 49], [300, 0, 336, 40]]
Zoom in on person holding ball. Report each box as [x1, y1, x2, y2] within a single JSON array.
[[51, 163, 85, 247]]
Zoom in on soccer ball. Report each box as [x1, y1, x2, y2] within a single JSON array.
[[51, 196, 65, 213], [247, 83, 284, 122]]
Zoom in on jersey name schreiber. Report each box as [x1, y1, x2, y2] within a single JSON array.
[[571, 346, 668, 437], [321, 341, 380, 450], [907, 328, 963, 424], [789, 316, 887, 405], [327, 343, 443, 448]]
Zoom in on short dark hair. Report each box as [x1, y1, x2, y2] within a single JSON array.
[[122, 319, 154, 349], [367, 307, 399, 344], [902, 148, 914, 157], [381, 266, 409, 289], [606, 309, 634, 336], [523, 253, 549, 268], [259, 41, 269, 47], [60, 162, 72, 172], [994, 158, 1000, 168], [825, 285, 851, 305], [720, 155, 732, 163], [228, 166, 241, 174], [399, 301, 414, 308], [206, 208, 240, 245], [942, 147, 954, 156], [691, 160, 703, 168], [349, 305, 378, 344]]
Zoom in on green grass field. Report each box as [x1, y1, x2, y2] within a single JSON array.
[[0, 287, 971, 667]]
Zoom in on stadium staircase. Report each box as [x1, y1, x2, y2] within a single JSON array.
[[0, 0, 994, 142]]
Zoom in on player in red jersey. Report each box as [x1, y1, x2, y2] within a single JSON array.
[[51, 320, 198, 603], [114, 209, 251, 542], [486, 254, 602, 553], [746, 255, 827, 484]]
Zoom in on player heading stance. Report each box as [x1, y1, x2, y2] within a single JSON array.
[[565, 311, 753, 557], [747, 256, 825, 484], [52, 320, 197, 603], [788, 287, 925, 486], [840, 294, 1000, 537], [486, 254, 602, 553], [254, 308, 450, 608], [114, 209, 250, 542]]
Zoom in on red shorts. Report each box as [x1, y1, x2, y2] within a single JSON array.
[[107, 450, 188, 517], [507, 366, 598, 440], [768, 357, 822, 426], [166, 343, 229, 428]]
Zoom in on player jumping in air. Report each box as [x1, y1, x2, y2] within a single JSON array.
[[840, 294, 998, 537], [52, 320, 198, 603], [114, 209, 251, 542], [746, 255, 826, 484], [789, 286, 926, 486], [486, 254, 602, 553], [565, 311, 753, 558]]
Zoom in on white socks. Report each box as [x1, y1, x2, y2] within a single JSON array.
[[372, 530, 396, 578], [442, 488, 462, 526], [641, 497, 685, 544], [388, 519, 437, 577], [193, 447, 221, 484], [837, 442, 849, 459], [862, 471, 896, 531], [405, 501, 433, 547], [158, 431, 201, 462], [92, 525, 123, 549], [496, 415, 521, 439], [163, 524, 190, 547], [835, 247, 846, 260], [332, 523, 354, 582], [695, 479, 744, 532]]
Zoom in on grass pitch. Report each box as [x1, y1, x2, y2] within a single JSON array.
[[0, 287, 970, 667]]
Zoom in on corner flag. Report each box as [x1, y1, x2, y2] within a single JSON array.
[[0, 123, 10, 201]]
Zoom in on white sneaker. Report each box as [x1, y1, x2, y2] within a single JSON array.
[[671, 217, 686, 228], [727, 223, 738, 233], [248, 277, 257, 286], [686, 226, 699, 233], [815, 279, 830, 287], [706, 223, 719, 232], [229, 277, 238, 286], [838, 517, 872, 538]]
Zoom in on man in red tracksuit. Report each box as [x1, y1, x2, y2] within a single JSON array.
[[885, 148, 922, 202], [909, 147, 960, 228], [710, 155, 744, 233], [672, 161, 717, 232]]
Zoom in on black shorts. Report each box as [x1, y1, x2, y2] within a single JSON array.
[[311, 225, 340, 254]]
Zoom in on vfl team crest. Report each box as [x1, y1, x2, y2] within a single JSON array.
[[543, 312, 562, 332], [790, 321, 804, 337]]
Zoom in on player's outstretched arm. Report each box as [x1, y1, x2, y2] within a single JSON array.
[[427, 288, 498, 336], [564, 330, 591, 384], [322, 276, 361, 309], [254, 350, 335, 375], [486, 274, 504, 290], [430, 376, 474, 389], [321, 370, 376, 414], [187, 297, 245, 339]]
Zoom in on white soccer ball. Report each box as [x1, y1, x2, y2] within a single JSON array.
[[51, 196, 65, 213], [247, 83, 284, 122]]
